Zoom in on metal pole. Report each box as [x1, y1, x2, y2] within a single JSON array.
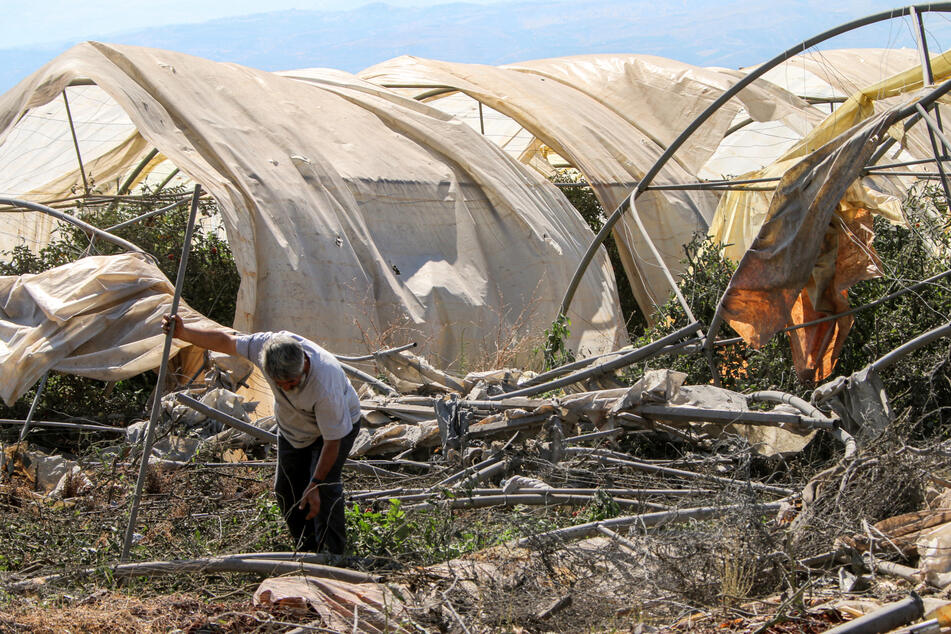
[[120, 184, 202, 561], [478, 101, 485, 135], [16, 373, 48, 445], [118, 148, 160, 195], [488, 321, 700, 400], [915, 103, 951, 205], [62, 90, 90, 196], [912, 8, 935, 86], [105, 196, 191, 232], [0, 197, 146, 255], [154, 168, 180, 194]]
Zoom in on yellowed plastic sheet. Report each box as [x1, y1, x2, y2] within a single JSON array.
[[712, 49, 951, 261]]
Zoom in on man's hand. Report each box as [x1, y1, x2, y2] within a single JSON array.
[[162, 313, 184, 336], [299, 484, 322, 520]]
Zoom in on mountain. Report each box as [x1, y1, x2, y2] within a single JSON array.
[[0, 0, 930, 94]]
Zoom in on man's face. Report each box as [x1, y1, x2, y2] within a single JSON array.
[[275, 356, 309, 392], [275, 373, 304, 392]]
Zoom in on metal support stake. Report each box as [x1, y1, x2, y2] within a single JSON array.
[[17, 372, 48, 445], [120, 184, 202, 561], [62, 90, 90, 196], [4, 372, 49, 477], [916, 103, 951, 207], [478, 101, 485, 135]]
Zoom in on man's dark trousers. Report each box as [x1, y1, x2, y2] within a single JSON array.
[[274, 420, 360, 554]]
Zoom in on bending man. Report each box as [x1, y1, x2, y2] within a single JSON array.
[[163, 314, 361, 554]]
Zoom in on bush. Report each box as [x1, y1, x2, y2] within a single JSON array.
[[0, 186, 240, 424]]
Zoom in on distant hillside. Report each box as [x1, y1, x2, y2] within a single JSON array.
[[0, 0, 931, 94]]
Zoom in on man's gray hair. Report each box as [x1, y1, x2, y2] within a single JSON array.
[[262, 334, 306, 382]]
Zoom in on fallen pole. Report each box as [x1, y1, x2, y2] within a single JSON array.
[[403, 492, 668, 512], [11, 556, 379, 591], [563, 447, 793, 496], [823, 592, 923, 634], [0, 419, 124, 434], [176, 393, 277, 443], [633, 404, 836, 430], [340, 361, 399, 396], [335, 341, 417, 362], [515, 502, 783, 548], [490, 322, 701, 400]]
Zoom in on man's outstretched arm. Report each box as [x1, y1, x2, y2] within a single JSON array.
[[162, 314, 238, 356]]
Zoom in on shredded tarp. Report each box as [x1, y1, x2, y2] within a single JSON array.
[[718, 106, 902, 382], [0, 252, 219, 405], [253, 575, 414, 633], [0, 42, 623, 368]]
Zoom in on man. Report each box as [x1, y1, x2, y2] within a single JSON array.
[[162, 314, 361, 554]]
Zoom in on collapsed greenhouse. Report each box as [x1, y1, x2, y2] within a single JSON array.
[[2, 4, 951, 632]]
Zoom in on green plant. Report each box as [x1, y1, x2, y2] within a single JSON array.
[[575, 489, 622, 523], [346, 499, 413, 558], [538, 312, 574, 370]]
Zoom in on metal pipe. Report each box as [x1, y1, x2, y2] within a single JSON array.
[[154, 168, 180, 194], [175, 393, 277, 443], [642, 176, 782, 191], [334, 341, 417, 362], [563, 446, 793, 496], [339, 361, 399, 396], [121, 184, 202, 562], [822, 592, 923, 634], [633, 403, 836, 430], [118, 148, 160, 195], [871, 319, 951, 372], [864, 155, 948, 171], [15, 372, 48, 445], [0, 419, 124, 433], [488, 321, 700, 400], [913, 7, 935, 86], [916, 103, 951, 156], [516, 502, 783, 548], [62, 90, 89, 196], [0, 197, 146, 255], [105, 196, 191, 232]]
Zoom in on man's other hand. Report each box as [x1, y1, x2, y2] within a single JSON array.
[[299, 485, 322, 520]]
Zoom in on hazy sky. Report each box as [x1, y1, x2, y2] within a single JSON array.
[[4, 0, 949, 50], [0, 0, 503, 48]]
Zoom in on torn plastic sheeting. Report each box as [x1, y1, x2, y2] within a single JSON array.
[[813, 365, 892, 440], [253, 575, 414, 634], [718, 105, 904, 382], [0, 253, 222, 405]]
